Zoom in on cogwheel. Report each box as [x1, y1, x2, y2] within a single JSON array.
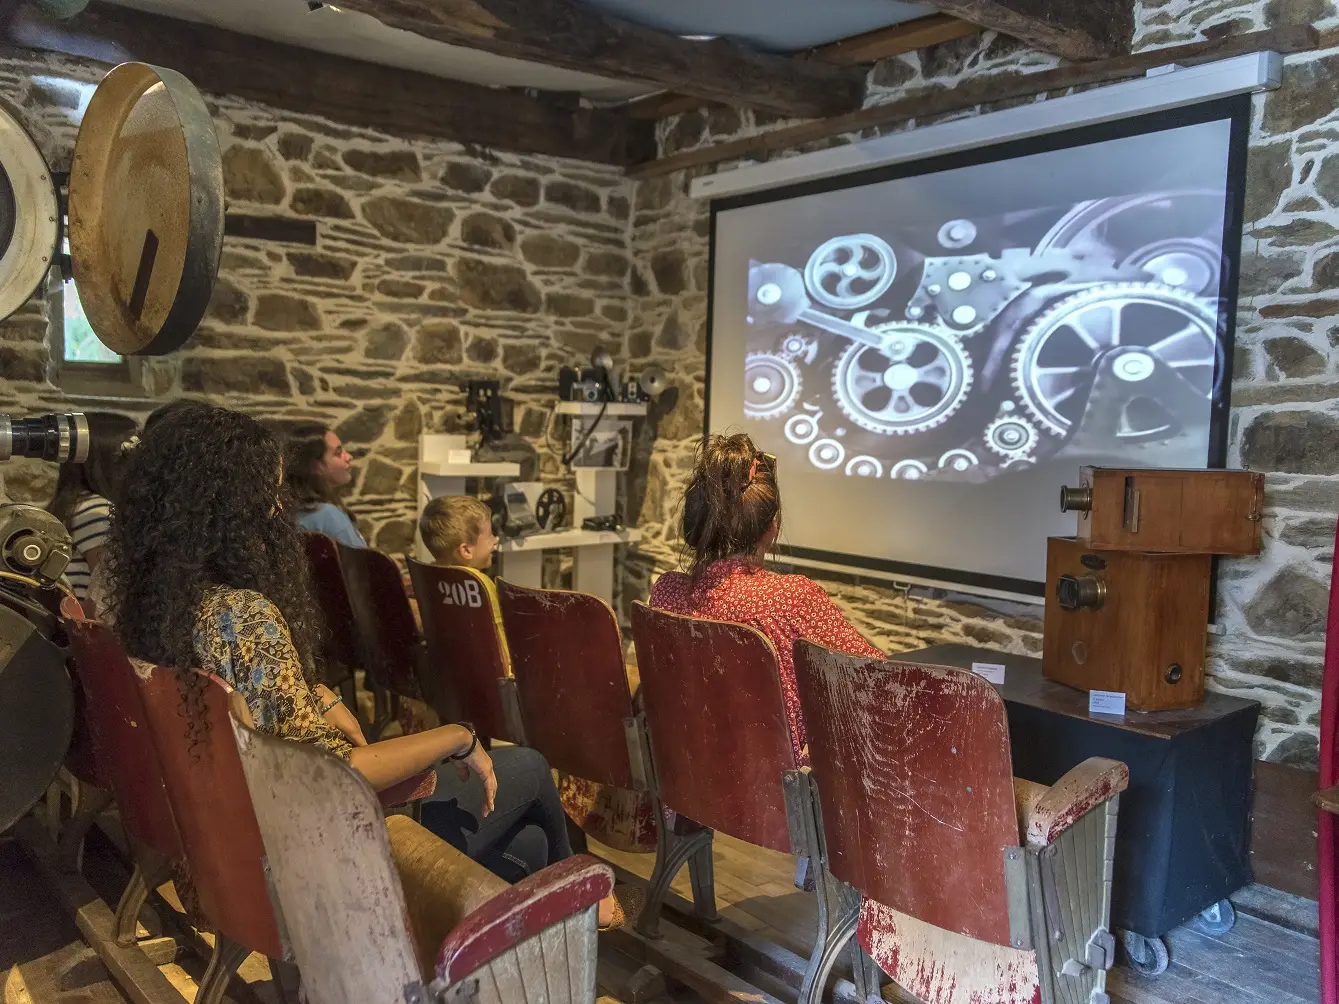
[[938, 448, 979, 472], [832, 322, 973, 436], [743, 352, 802, 420], [809, 438, 845, 471], [890, 459, 929, 480], [985, 416, 1039, 460], [1010, 282, 1219, 437], [845, 455, 883, 478]]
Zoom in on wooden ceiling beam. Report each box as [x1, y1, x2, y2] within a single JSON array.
[[808, 13, 981, 66], [4, 1, 654, 166], [334, 0, 866, 119], [915, 0, 1134, 60], [629, 26, 1318, 179], [620, 13, 983, 123]]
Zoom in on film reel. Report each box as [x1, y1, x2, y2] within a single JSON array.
[[535, 488, 567, 532]]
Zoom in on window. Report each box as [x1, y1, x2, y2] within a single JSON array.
[[48, 232, 146, 396]]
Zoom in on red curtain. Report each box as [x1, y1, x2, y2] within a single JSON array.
[[1320, 518, 1339, 1004]]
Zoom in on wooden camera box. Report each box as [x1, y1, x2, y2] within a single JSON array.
[[1060, 467, 1263, 555], [1042, 537, 1212, 711]]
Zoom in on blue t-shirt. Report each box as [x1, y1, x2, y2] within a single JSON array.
[[297, 503, 366, 548]]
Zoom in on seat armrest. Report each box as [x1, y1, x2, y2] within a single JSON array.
[[1021, 757, 1128, 847], [435, 854, 613, 988], [378, 770, 437, 807]]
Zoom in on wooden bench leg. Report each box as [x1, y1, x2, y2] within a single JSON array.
[[196, 934, 250, 1004], [636, 811, 714, 940]]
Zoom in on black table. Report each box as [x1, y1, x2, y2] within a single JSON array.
[[906, 644, 1260, 939]]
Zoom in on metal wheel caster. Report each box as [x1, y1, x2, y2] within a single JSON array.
[[1120, 929, 1169, 976], [1190, 898, 1236, 936]]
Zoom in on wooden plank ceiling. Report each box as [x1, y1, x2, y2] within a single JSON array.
[[1, 0, 1146, 167]]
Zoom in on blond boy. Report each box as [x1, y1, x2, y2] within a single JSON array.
[[418, 496, 509, 663]]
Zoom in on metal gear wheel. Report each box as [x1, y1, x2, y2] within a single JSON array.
[[1122, 237, 1220, 295], [1010, 282, 1219, 437], [845, 455, 883, 478], [803, 234, 897, 310], [1035, 191, 1224, 266], [890, 459, 929, 479], [984, 416, 1039, 460], [938, 449, 979, 472], [832, 322, 973, 436], [784, 413, 821, 445], [743, 352, 802, 420], [808, 438, 845, 471]]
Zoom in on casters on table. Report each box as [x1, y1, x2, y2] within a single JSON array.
[[1190, 898, 1236, 937], [1119, 929, 1170, 977]]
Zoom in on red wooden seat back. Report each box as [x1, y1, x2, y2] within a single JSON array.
[[407, 559, 510, 740], [135, 665, 284, 959], [630, 602, 797, 853], [61, 598, 182, 861], [794, 642, 1018, 947], [336, 541, 422, 700], [302, 533, 361, 678], [496, 581, 634, 789]]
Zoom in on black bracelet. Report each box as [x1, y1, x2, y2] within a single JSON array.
[[448, 724, 479, 761]]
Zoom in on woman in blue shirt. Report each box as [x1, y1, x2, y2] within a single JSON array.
[[284, 424, 366, 547]]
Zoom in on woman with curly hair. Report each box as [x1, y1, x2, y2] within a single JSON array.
[[283, 422, 365, 547], [104, 405, 630, 924]]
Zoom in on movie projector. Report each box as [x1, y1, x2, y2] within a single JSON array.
[[0, 59, 226, 831], [1043, 467, 1263, 711]]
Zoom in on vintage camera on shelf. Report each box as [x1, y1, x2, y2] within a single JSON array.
[[558, 366, 609, 403], [582, 515, 622, 533]]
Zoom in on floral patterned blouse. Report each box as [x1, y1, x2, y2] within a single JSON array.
[[650, 557, 882, 765], [193, 586, 353, 761]]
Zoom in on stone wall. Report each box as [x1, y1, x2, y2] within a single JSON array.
[[0, 48, 635, 555], [623, 0, 1339, 768]]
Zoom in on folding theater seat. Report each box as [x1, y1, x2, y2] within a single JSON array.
[[406, 559, 519, 746], [793, 643, 1128, 1004], [231, 701, 613, 1004], [336, 542, 431, 739], [302, 532, 366, 722], [62, 597, 184, 947], [134, 665, 295, 1004], [629, 602, 856, 1004], [496, 581, 656, 854]]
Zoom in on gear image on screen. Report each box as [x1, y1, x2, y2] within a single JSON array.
[[742, 191, 1225, 483], [707, 105, 1246, 590]]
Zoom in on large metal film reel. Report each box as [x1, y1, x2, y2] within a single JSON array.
[[0, 104, 59, 324], [68, 62, 224, 356]]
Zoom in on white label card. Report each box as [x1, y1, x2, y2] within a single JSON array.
[[1089, 690, 1127, 717], [971, 662, 1007, 685]]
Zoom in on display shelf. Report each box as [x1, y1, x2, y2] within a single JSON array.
[[420, 459, 520, 478], [554, 401, 648, 417], [497, 528, 642, 552]]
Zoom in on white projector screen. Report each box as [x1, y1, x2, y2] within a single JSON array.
[[706, 98, 1249, 595]]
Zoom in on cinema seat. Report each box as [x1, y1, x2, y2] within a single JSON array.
[[497, 581, 656, 852], [134, 666, 292, 1004], [629, 602, 857, 1004], [62, 597, 184, 947], [794, 642, 1128, 1004], [336, 542, 427, 739], [301, 532, 364, 720], [231, 704, 612, 1004], [407, 559, 519, 745]]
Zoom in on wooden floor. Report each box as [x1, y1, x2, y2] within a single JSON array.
[[590, 833, 1322, 1004]]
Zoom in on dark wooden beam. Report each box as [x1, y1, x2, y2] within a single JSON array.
[[334, 0, 866, 119], [629, 25, 1319, 179], [916, 0, 1133, 59], [621, 14, 982, 124], [808, 13, 981, 65], [5, 1, 654, 166]]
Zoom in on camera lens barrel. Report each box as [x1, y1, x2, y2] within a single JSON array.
[[0, 414, 89, 463]]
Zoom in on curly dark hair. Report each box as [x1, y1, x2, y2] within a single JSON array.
[[680, 433, 781, 580], [104, 404, 323, 682]]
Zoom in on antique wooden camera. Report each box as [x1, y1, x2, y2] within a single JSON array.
[[1043, 537, 1212, 711], [1044, 467, 1264, 711], [1060, 467, 1263, 554]]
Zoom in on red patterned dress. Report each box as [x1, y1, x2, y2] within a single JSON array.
[[650, 556, 883, 765]]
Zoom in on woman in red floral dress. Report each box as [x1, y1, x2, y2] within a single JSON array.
[[650, 433, 883, 765]]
